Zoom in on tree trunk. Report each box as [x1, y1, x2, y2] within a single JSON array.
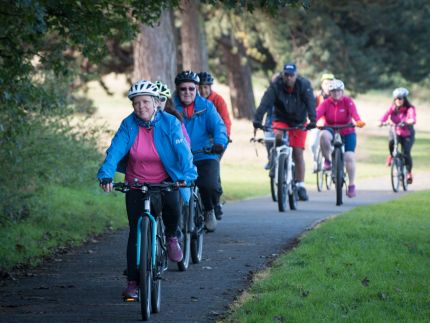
[[179, 0, 209, 71], [219, 35, 255, 120], [133, 10, 177, 89]]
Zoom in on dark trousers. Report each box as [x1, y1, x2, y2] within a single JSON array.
[[389, 134, 415, 172], [125, 188, 180, 281], [195, 159, 221, 212]]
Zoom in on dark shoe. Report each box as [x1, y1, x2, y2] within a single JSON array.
[[167, 236, 183, 262], [297, 186, 309, 201], [346, 184, 356, 198], [214, 204, 223, 220], [407, 172, 413, 184], [122, 280, 138, 299]]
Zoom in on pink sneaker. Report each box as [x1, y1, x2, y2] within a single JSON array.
[[323, 159, 332, 171], [122, 280, 138, 299], [346, 185, 356, 198], [167, 236, 183, 262]]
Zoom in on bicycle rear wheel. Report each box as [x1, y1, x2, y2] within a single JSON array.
[[316, 149, 323, 192], [177, 197, 191, 271], [270, 176, 277, 201], [391, 157, 400, 192], [277, 153, 288, 212], [334, 148, 344, 206], [140, 217, 152, 321], [151, 220, 164, 313], [191, 188, 204, 264]]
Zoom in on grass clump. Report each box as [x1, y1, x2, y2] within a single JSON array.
[[224, 190, 430, 322]]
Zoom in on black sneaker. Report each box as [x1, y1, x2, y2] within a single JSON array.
[[297, 186, 309, 201], [214, 204, 223, 220]]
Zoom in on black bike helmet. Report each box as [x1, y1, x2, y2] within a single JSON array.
[[174, 70, 200, 85], [198, 72, 214, 85]]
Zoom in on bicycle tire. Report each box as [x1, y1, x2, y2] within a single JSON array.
[[177, 198, 191, 271], [325, 172, 333, 190], [334, 148, 344, 206], [288, 164, 298, 210], [277, 153, 288, 212], [140, 216, 152, 321], [316, 149, 324, 192], [151, 220, 164, 313], [191, 188, 204, 264], [391, 157, 400, 192], [270, 176, 277, 201]]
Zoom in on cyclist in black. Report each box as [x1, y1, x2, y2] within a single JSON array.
[[253, 63, 316, 201]]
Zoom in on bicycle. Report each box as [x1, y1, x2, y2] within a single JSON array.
[[113, 181, 181, 321], [319, 124, 355, 206], [380, 123, 409, 192], [252, 125, 303, 212]]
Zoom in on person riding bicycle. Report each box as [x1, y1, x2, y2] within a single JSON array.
[[173, 70, 228, 232], [379, 87, 416, 184], [197, 71, 232, 220], [309, 73, 335, 172], [316, 79, 365, 198], [198, 72, 232, 138], [253, 63, 317, 201], [97, 80, 197, 299]]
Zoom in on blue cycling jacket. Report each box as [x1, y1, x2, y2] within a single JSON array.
[[173, 94, 228, 162], [97, 111, 197, 202]]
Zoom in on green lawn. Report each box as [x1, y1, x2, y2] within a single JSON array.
[[223, 190, 430, 322]]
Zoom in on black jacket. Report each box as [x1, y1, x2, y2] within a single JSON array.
[[254, 75, 316, 127]]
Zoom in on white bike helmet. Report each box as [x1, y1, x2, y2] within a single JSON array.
[[328, 79, 345, 91], [392, 87, 409, 98], [128, 80, 159, 100]]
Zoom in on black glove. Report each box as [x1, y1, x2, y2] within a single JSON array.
[[99, 178, 112, 185], [253, 121, 263, 129], [211, 144, 225, 154], [306, 122, 317, 130]]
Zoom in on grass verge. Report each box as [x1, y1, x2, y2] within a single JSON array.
[[223, 190, 430, 322], [0, 184, 126, 272]]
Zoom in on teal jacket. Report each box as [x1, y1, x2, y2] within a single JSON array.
[[97, 111, 197, 202]]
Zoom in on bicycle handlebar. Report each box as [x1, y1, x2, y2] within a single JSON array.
[[318, 123, 355, 130], [113, 181, 192, 193], [191, 147, 212, 154], [263, 125, 306, 132]]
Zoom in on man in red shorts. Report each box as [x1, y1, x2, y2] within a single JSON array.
[[253, 63, 316, 201]]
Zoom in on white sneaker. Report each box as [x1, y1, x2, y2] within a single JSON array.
[[312, 161, 318, 173], [204, 209, 217, 232]]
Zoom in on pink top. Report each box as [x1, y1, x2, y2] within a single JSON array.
[[125, 127, 168, 183], [316, 96, 362, 136], [380, 104, 416, 137]]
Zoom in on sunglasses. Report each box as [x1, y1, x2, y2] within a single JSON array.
[[159, 96, 167, 103], [179, 87, 196, 92], [395, 97, 404, 100]]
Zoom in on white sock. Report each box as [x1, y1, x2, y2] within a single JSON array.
[[297, 181, 305, 187]]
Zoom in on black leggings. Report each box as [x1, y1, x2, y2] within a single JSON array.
[[389, 134, 415, 172], [195, 159, 222, 212], [125, 188, 180, 281]]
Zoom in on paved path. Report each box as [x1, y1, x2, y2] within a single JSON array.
[[1, 173, 429, 322]]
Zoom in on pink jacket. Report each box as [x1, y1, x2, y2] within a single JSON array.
[[316, 96, 362, 135], [380, 104, 416, 137]]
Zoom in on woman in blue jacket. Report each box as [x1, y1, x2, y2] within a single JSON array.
[[97, 80, 197, 299], [173, 71, 228, 232]]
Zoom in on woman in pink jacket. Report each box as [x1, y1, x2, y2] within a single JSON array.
[[316, 79, 365, 198], [379, 87, 416, 184]]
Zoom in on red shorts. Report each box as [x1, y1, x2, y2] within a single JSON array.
[[272, 120, 307, 149]]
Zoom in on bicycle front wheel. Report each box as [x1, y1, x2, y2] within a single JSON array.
[[177, 198, 191, 271], [277, 153, 288, 212], [151, 220, 165, 314], [334, 148, 344, 206], [191, 188, 204, 264], [316, 149, 323, 192], [140, 217, 152, 321], [288, 164, 298, 210], [391, 157, 400, 192], [270, 176, 277, 201]]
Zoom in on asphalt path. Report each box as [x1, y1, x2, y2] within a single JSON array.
[[1, 173, 429, 322]]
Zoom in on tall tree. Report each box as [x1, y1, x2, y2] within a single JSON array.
[[179, 0, 209, 71], [133, 10, 177, 88]]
